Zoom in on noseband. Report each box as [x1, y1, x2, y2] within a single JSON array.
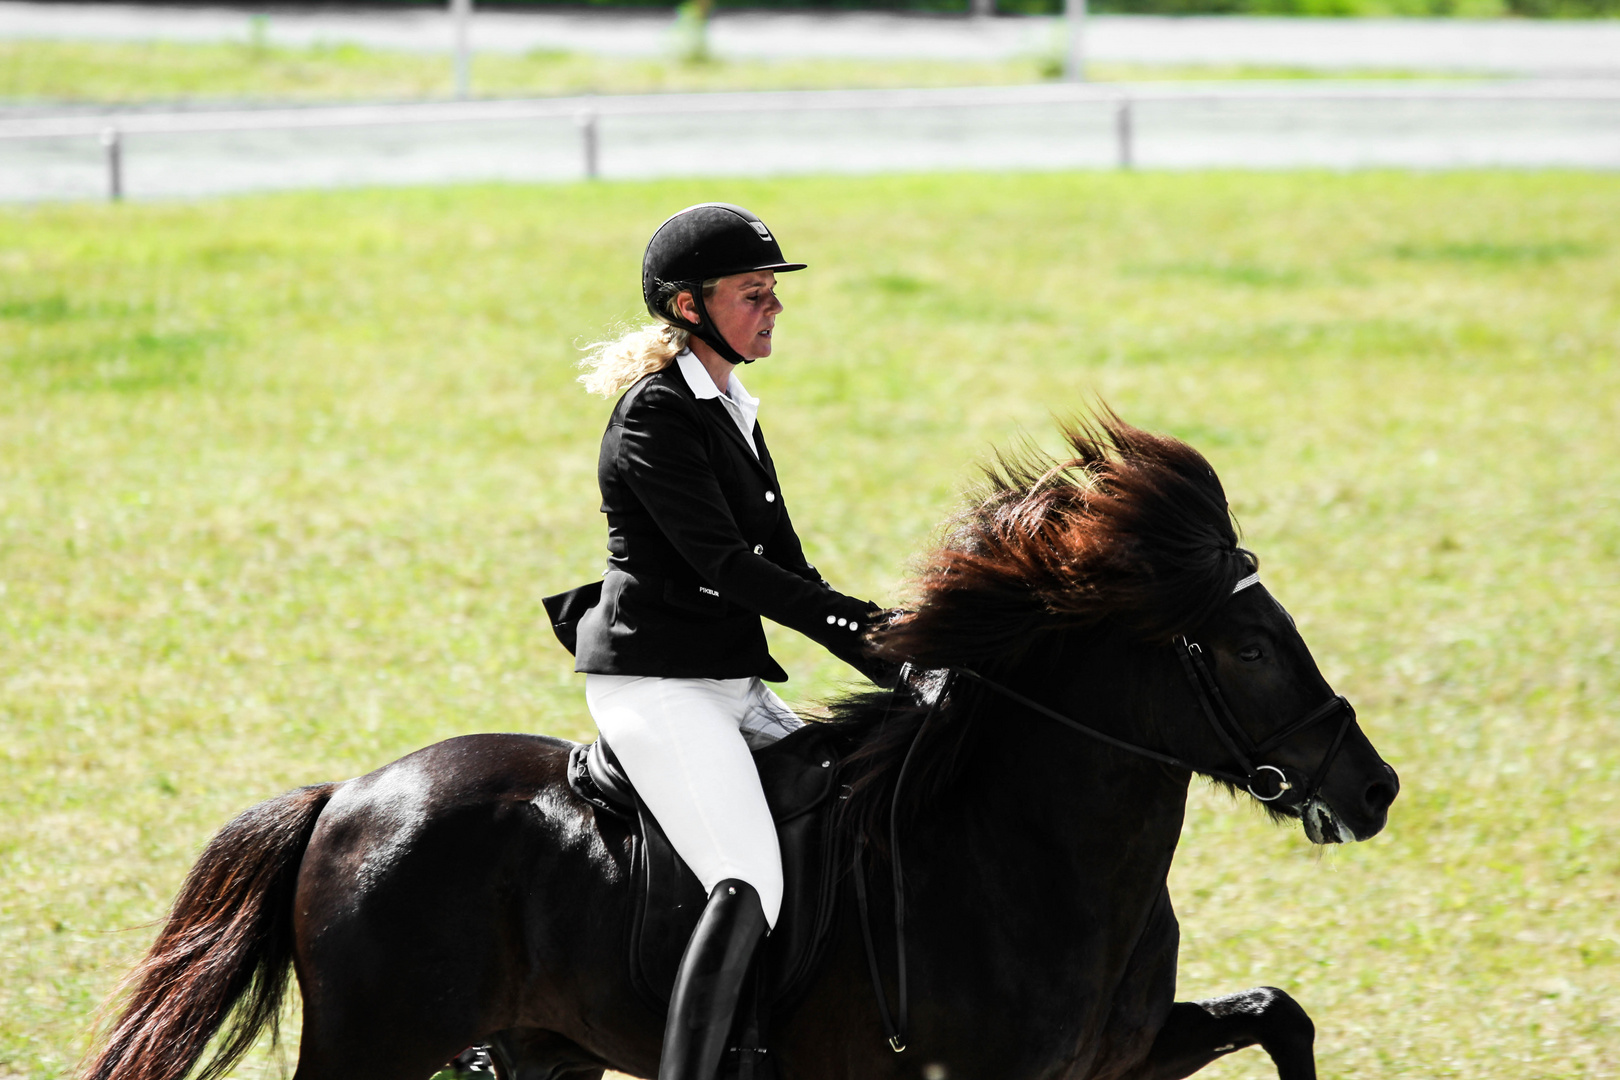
[[959, 571, 1358, 811]]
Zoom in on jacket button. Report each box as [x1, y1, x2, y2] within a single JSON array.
[[765, 491, 776, 503], [826, 615, 837, 625], [836, 617, 848, 627], [752, 544, 764, 555], [849, 621, 860, 631]]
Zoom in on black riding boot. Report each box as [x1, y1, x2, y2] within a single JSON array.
[[659, 879, 769, 1080]]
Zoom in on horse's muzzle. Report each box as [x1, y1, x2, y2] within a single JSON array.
[[1303, 762, 1399, 844]]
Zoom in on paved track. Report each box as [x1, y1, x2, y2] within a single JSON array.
[[5, 2, 1620, 74], [7, 83, 1617, 202]]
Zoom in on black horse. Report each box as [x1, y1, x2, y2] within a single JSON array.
[[85, 414, 1398, 1080]]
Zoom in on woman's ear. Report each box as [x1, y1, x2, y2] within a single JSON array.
[[673, 289, 698, 324]]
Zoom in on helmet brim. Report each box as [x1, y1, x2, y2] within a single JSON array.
[[711, 261, 807, 277]]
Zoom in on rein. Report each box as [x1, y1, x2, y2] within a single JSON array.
[[853, 572, 1359, 1055], [851, 669, 952, 1054]]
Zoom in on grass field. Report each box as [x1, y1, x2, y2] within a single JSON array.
[[1, 171, 1617, 1080], [0, 39, 1469, 103]]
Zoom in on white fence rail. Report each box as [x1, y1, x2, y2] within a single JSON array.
[[5, 81, 1619, 201]]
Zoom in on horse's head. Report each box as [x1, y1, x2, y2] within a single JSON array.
[[1176, 576, 1398, 843], [870, 407, 1398, 845]]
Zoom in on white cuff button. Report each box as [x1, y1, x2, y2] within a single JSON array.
[[836, 617, 848, 627], [826, 615, 837, 625], [765, 491, 776, 503]]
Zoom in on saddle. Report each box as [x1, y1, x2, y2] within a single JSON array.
[[566, 723, 847, 1014]]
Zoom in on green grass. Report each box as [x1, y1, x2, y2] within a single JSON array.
[[0, 39, 1478, 104], [2, 172, 1617, 1080]]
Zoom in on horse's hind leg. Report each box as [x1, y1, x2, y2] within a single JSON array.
[[292, 1039, 463, 1080], [292, 1014, 480, 1080], [291, 982, 490, 1080], [486, 1030, 608, 1080], [1131, 988, 1315, 1080]]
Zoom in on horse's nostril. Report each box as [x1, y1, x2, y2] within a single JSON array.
[[1364, 767, 1399, 814]]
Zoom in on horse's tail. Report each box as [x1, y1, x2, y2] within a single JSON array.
[[82, 782, 337, 1080]]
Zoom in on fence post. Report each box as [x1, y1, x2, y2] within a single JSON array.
[[577, 110, 599, 180], [101, 127, 123, 201], [1064, 0, 1086, 83], [1115, 96, 1132, 170], [451, 0, 472, 100]]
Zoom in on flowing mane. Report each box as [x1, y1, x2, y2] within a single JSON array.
[[829, 410, 1257, 848]]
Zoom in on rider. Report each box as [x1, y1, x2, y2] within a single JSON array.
[[550, 203, 886, 1080]]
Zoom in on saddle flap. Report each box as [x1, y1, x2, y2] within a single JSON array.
[[610, 723, 845, 1014], [754, 725, 839, 823]]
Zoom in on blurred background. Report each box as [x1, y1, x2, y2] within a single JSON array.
[[4, 0, 1620, 196], [1, 2, 1617, 1080]]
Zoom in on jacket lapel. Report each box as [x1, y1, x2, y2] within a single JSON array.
[[660, 366, 776, 481], [694, 395, 775, 481]]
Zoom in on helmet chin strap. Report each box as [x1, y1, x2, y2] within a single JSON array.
[[686, 286, 753, 366]]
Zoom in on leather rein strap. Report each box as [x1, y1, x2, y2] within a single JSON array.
[[853, 573, 1359, 1054], [852, 670, 952, 1054], [956, 664, 1249, 789]]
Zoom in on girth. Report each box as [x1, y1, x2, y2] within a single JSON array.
[[566, 724, 846, 1014]]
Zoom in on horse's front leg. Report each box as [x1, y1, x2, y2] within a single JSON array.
[[1131, 987, 1315, 1080]]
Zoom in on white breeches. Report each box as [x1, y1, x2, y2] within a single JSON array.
[[583, 674, 803, 928]]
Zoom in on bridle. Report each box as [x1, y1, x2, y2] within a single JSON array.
[[961, 570, 1359, 811], [1177, 569, 1358, 808], [853, 570, 1360, 1055], [1170, 580, 1359, 809]]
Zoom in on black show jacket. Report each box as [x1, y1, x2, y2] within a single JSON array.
[[568, 366, 877, 682]]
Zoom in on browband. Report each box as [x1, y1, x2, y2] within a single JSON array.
[[1232, 571, 1262, 594]]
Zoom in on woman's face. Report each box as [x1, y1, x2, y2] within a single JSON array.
[[679, 271, 782, 363]]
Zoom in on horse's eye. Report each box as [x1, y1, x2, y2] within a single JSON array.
[[1238, 646, 1263, 662]]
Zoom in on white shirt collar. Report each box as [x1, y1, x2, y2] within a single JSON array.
[[675, 349, 759, 455], [675, 348, 753, 403]]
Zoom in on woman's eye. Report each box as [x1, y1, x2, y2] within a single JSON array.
[[1238, 646, 1263, 662]]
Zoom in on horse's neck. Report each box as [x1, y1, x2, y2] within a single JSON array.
[[949, 640, 1191, 884]]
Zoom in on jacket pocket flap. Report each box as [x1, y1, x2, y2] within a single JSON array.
[[543, 580, 604, 655]]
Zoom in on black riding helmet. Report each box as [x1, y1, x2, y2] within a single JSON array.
[[642, 203, 806, 366]]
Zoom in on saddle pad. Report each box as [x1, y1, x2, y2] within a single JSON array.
[[568, 723, 846, 1013]]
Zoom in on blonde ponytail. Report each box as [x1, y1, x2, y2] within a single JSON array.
[[577, 322, 689, 397], [577, 279, 719, 397]]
